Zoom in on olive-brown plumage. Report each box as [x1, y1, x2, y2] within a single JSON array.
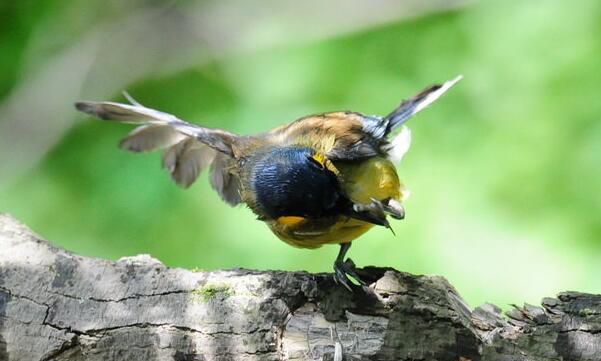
[[75, 76, 461, 290]]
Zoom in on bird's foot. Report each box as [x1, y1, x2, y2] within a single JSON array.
[[333, 257, 366, 291]]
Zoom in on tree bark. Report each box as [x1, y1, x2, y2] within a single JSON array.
[[0, 214, 600, 361]]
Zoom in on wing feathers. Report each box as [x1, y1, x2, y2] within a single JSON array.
[[76, 96, 242, 203], [162, 139, 216, 188], [120, 125, 187, 152], [75, 99, 238, 156], [75, 101, 175, 124], [383, 75, 462, 134], [210, 153, 242, 206]]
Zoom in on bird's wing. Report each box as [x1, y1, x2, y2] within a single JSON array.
[[271, 76, 462, 162], [75, 96, 242, 205], [375, 75, 462, 137]]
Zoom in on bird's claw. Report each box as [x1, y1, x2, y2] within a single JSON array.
[[333, 257, 366, 291]]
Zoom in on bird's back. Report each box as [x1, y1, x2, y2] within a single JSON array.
[[265, 111, 384, 160]]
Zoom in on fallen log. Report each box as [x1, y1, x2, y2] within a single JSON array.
[[0, 214, 599, 360]]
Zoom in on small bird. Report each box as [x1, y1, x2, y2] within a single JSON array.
[[75, 76, 461, 290]]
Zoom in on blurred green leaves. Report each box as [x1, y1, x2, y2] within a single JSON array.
[[1, 0, 600, 308]]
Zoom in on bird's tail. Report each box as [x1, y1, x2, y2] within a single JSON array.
[[383, 75, 463, 135]]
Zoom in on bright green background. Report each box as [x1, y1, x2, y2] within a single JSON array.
[[1, 0, 600, 309]]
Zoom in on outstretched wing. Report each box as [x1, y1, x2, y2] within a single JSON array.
[[362, 75, 462, 161], [380, 75, 462, 136], [75, 97, 237, 156], [75, 96, 242, 205], [269, 76, 462, 162]]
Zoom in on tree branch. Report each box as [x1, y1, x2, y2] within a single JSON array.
[[0, 213, 599, 360]]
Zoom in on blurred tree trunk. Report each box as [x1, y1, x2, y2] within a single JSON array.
[[0, 213, 599, 361]]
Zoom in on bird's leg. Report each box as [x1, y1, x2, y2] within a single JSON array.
[[333, 242, 366, 291]]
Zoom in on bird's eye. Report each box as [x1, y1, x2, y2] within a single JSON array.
[[307, 155, 325, 169]]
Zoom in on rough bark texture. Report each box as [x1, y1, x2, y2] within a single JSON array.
[[1, 213, 600, 361]]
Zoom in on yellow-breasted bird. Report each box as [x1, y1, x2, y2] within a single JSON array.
[[75, 76, 461, 290]]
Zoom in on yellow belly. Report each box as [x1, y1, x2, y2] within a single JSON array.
[[269, 216, 373, 249], [267, 157, 404, 249]]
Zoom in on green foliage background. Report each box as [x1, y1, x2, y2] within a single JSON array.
[[1, 0, 600, 308]]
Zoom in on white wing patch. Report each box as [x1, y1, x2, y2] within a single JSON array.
[[387, 126, 412, 164]]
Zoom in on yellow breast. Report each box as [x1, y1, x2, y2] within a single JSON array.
[[267, 156, 405, 249]]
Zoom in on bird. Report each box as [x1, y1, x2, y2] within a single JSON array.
[[75, 75, 462, 291]]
